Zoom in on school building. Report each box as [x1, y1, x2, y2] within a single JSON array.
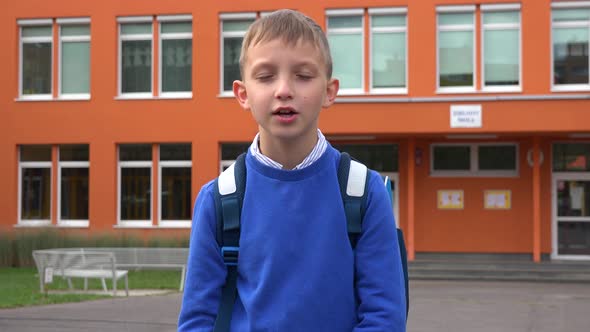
[[2, 0, 590, 262]]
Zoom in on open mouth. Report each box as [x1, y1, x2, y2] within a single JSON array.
[[273, 107, 298, 118]]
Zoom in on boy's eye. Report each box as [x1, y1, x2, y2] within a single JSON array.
[[297, 73, 313, 81], [255, 74, 274, 81]]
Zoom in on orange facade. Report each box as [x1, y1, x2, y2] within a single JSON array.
[[2, 0, 590, 261]]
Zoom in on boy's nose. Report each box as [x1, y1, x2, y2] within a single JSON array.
[[274, 77, 293, 100]]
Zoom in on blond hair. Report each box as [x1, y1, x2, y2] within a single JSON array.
[[239, 9, 333, 79]]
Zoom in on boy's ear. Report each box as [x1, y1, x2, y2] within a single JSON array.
[[323, 78, 339, 108], [233, 80, 250, 110]]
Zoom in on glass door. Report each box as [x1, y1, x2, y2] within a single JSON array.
[[382, 172, 399, 228], [553, 174, 590, 259]]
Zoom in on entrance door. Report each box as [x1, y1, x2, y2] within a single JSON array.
[[553, 173, 590, 259], [382, 172, 400, 227]]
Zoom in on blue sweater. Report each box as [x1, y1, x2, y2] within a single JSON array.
[[178, 145, 406, 331]]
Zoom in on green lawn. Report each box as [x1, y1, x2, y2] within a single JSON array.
[[0, 267, 182, 309]]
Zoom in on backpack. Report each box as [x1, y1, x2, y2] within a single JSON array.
[[212, 152, 409, 332]]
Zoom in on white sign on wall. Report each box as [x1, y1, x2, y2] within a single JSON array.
[[450, 105, 482, 128]]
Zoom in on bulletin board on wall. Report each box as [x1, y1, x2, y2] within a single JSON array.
[[437, 190, 464, 210], [484, 190, 511, 210]]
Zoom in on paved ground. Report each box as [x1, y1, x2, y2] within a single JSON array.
[[1, 280, 589, 331], [0, 290, 180, 332], [408, 280, 590, 332]]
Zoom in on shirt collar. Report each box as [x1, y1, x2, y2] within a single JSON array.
[[249, 129, 327, 170]]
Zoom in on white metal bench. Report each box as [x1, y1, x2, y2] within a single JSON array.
[[32, 249, 129, 296], [33, 247, 189, 292], [82, 247, 188, 291]]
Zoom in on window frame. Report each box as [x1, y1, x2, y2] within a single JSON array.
[[117, 16, 154, 99], [219, 12, 256, 96], [480, 4, 522, 92], [551, 2, 590, 92], [57, 155, 89, 228], [436, 6, 477, 93], [220, 142, 250, 173], [18, 147, 52, 227], [158, 145, 192, 228], [57, 17, 91, 100], [552, 141, 590, 172], [430, 142, 519, 177], [157, 15, 193, 99], [368, 7, 408, 95], [18, 19, 54, 101], [326, 9, 365, 95], [117, 146, 153, 228]]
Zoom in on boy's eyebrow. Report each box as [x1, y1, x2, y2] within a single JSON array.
[[249, 62, 276, 73], [292, 61, 320, 71], [249, 60, 320, 73]]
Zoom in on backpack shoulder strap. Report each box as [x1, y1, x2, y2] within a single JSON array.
[[338, 152, 369, 249], [213, 152, 247, 332], [214, 152, 247, 249]]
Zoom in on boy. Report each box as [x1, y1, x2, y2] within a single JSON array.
[[178, 9, 406, 331]]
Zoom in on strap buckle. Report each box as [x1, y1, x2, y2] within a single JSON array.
[[221, 246, 239, 266]]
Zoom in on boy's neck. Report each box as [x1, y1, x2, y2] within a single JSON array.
[[258, 131, 318, 170]]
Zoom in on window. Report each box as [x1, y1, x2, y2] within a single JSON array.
[[118, 144, 152, 227], [118, 17, 153, 97], [19, 145, 52, 226], [118, 143, 193, 228], [18, 20, 53, 99], [18, 18, 91, 100], [327, 9, 364, 94], [433, 145, 471, 171], [331, 144, 398, 172], [553, 143, 590, 172], [220, 13, 255, 95], [118, 15, 193, 99], [220, 143, 250, 173], [552, 3, 590, 90], [18, 144, 91, 227], [327, 8, 408, 95], [478, 145, 517, 170], [437, 4, 521, 93], [431, 143, 518, 176], [159, 144, 192, 227], [482, 7, 520, 90], [159, 16, 192, 97], [58, 18, 91, 98], [59, 145, 89, 227], [437, 7, 475, 91], [369, 8, 407, 93]]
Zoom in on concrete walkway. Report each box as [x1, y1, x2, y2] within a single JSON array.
[[1, 280, 589, 331], [0, 291, 180, 332], [408, 280, 590, 332]]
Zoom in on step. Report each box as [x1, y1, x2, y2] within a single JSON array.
[[408, 273, 590, 283], [407, 253, 590, 282], [410, 262, 590, 272]]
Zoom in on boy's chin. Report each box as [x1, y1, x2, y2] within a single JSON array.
[[268, 130, 317, 143]]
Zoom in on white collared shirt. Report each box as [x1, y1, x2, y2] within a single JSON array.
[[249, 129, 327, 170]]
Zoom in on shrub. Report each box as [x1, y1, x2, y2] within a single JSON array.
[[0, 233, 15, 267], [1, 229, 189, 267]]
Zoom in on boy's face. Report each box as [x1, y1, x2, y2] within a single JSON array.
[[233, 39, 339, 145]]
